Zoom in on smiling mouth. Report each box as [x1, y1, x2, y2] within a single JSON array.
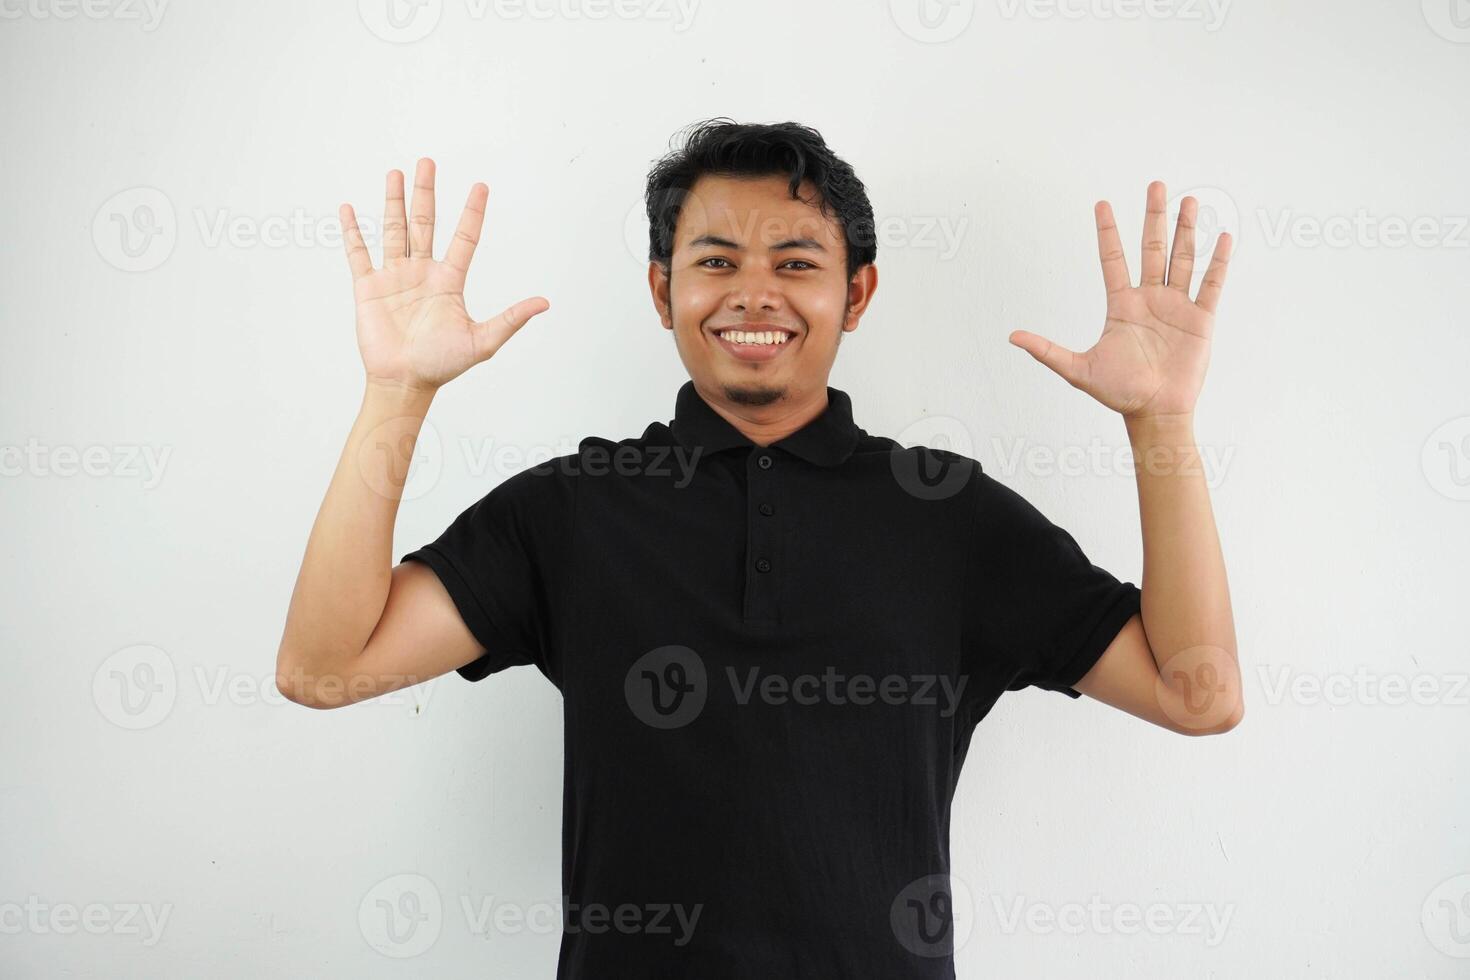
[[711, 326, 796, 347]]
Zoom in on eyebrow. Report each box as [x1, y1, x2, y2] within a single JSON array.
[[688, 234, 828, 252]]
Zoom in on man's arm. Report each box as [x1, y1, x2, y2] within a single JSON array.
[[274, 381, 485, 709], [1071, 413, 1242, 735], [1009, 181, 1244, 735], [274, 157, 550, 709]]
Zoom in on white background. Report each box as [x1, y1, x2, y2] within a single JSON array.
[[3, 0, 1468, 976]]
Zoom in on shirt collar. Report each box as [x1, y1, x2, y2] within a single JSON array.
[[669, 380, 861, 468]]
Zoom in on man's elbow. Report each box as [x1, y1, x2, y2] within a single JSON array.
[[275, 650, 335, 710], [1182, 695, 1244, 736]]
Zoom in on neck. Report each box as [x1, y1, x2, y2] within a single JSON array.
[[697, 381, 829, 447]]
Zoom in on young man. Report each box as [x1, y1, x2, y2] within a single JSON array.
[[276, 119, 1243, 978]]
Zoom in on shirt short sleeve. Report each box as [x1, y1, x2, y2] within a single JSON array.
[[398, 463, 573, 684], [963, 467, 1142, 699]]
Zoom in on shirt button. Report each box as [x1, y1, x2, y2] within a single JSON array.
[[757, 454, 773, 469], [755, 557, 772, 573], [759, 502, 774, 516]]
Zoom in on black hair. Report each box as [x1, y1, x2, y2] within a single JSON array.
[[644, 118, 877, 282]]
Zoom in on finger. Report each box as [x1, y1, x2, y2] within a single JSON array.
[[383, 169, 407, 264], [472, 296, 551, 361], [1195, 232, 1233, 314], [1094, 201, 1131, 296], [1140, 180, 1168, 287], [444, 182, 488, 275], [1166, 195, 1197, 292], [1008, 329, 1089, 389], [339, 203, 373, 280], [408, 157, 436, 259]]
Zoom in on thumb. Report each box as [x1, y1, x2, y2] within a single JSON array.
[[473, 296, 551, 361], [1008, 329, 1087, 388]]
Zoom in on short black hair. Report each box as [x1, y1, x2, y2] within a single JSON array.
[[644, 118, 877, 282]]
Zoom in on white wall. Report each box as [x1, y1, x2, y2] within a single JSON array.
[[3, 0, 1467, 976]]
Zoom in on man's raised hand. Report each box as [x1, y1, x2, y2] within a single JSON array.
[[1008, 181, 1232, 421], [339, 158, 550, 393]]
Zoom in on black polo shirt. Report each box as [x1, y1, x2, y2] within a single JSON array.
[[400, 380, 1141, 979]]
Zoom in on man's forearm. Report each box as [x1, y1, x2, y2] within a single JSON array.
[[275, 380, 436, 689], [1124, 412, 1242, 714]]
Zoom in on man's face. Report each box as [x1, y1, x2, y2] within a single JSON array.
[[649, 174, 876, 408]]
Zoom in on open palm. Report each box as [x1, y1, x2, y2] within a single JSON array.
[[340, 158, 550, 392], [1009, 181, 1232, 420]]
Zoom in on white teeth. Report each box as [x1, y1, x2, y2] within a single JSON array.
[[719, 330, 790, 346]]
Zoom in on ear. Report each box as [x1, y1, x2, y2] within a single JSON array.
[[843, 264, 878, 331], [648, 261, 673, 329]]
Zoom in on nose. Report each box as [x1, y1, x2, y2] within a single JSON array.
[[725, 264, 783, 313]]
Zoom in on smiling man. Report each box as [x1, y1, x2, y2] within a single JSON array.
[[276, 118, 1243, 978]]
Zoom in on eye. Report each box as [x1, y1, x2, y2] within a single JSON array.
[[783, 260, 815, 271], [697, 257, 732, 269]]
